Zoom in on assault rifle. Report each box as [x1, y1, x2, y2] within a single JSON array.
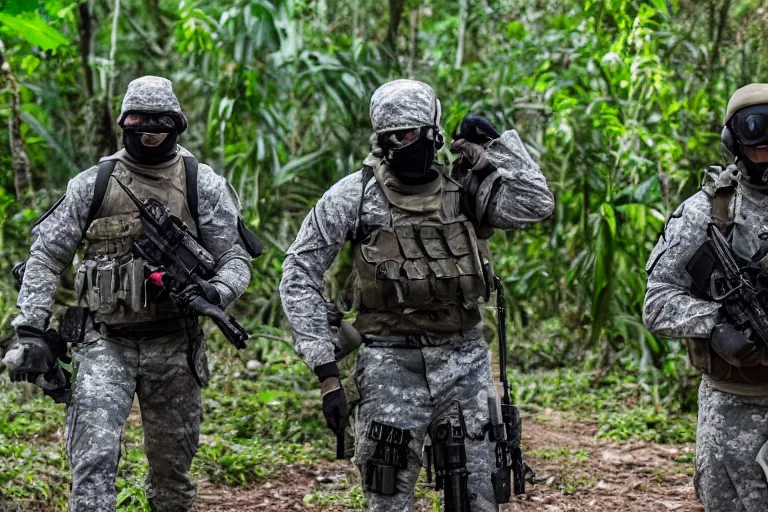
[[113, 178, 250, 349], [489, 276, 531, 500], [687, 224, 768, 359]]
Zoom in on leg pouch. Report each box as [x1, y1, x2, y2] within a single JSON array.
[[364, 421, 413, 495]]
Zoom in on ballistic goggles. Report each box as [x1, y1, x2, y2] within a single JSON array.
[[730, 105, 768, 147]]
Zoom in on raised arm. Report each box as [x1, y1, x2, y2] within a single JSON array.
[[279, 171, 364, 371], [12, 169, 96, 330], [459, 130, 554, 230], [643, 192, 721, 338]]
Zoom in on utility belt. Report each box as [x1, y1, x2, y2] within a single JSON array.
[[97, 317, 193, 342], [362, 334, 431, 349], [361, 333, 460, 349]]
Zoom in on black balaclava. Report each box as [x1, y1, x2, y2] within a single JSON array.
[[380, 125, 438, 185], [120, 113, 179, 165]]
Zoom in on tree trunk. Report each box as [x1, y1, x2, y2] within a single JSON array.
[[78, 1, 94, 96], [387, 0, 406, 57], [0, 40, 33, 199], [99, 0, 121, 157], [408, 9, 421, 78], [456, 0, 468, 69], [707, 0, 731, 80]]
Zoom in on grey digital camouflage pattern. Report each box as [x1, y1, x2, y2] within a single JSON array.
[[116, 76, 188, 132], [280, 124, 553, 510], [351, 328, 497, 511], [369, 79, 442, 134], [643, 165, 768, 511], [13, 146, 251, 331], [13, 97, 250, 510], [695, 376, 768, 511], [67, 323, 202, 511], [281, 129, 553, 371], [641, 165, 768, 339]]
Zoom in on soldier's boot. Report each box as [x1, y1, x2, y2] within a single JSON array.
[[67, 336, 138, 511], [137, 333, 202, 512]]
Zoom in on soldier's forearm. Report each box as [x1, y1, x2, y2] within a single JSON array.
[[643, 284, 721, 339], [279, 259, 338, 370], [12, 255, 63, 331], [210, 257, 251, 308]]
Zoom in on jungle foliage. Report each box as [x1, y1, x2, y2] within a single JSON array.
[[1, 0, 755, 508], [1, 0, 764, 401]]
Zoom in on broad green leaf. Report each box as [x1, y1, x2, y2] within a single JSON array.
[[0, 12, 69, 50]]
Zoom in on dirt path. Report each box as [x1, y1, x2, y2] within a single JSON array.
[[191, 410, 702, 512]]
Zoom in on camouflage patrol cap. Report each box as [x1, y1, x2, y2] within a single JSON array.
[[117, 76, 188, 133], [369, 79, 442, 133], [724, 83, 768, 124]]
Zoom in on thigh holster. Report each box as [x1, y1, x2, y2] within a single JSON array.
[[364, 421, 412, 495], [432, 419, 471, 512]]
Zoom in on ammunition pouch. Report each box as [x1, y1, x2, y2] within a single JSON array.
[[364, 421, 412, 495], [60, 306, 89, 344], [75, 256, 181, 326], [684, 337, 768, 383]]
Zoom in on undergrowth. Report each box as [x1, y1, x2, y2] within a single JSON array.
[[0, 336, 698, 511]]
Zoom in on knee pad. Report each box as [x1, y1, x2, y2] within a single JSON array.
[[364, 421, 412, 496]]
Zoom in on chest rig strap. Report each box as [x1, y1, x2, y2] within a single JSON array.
[[711, 185, 735, 235], [85, 156, 200, 234]]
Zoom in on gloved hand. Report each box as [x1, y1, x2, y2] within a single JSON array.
[[325, 301, 343, 328], [451, 115, 500, 176], [315, 362, 348, 435], [710, 323, 763, 368], [177, 280, 221, 308], [3, 327, 58, 377], [454, 114, 501, 146], [2, 326, 70, 395]]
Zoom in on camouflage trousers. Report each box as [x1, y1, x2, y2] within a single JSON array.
[[351, 326, 498, 512], [695, 376, 768, 512], [66, 322, 204, 512]]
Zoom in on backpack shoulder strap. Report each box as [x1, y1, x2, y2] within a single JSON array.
[[86, 160, 118, 229], [183, 155, 200, 234], [354, 165, 375, 241], [711, 185, 735, 234]]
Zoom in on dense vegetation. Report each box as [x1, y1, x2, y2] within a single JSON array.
[[0, 0, 764, 509]]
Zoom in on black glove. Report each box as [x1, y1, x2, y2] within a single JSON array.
[[710, 323, 762, 368], [3, 326, 71, 399], [454, 114, 501, 146], [3, 326, 58, 377], [177, 281, 221, 308], [451, 115, 500, 176], [315, 362, 348, 435]]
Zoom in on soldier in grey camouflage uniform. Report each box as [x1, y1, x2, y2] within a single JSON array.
[[2, 76, 252, 512], [644, 83, 768, 512], [280, 79, 553, 511]]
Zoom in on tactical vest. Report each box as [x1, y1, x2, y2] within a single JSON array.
[[74, 156, 197, 327], [352, 160, 491, 335], [685, 182, 768, 383]]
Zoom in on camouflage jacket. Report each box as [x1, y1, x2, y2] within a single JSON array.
[[12, 147, 252, 331], [644, 165, 768, 339], [280, 130, 555, 371]]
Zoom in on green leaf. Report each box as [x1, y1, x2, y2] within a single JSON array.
[[1, 0, 38, 15], [0, 12, 69, 50]]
